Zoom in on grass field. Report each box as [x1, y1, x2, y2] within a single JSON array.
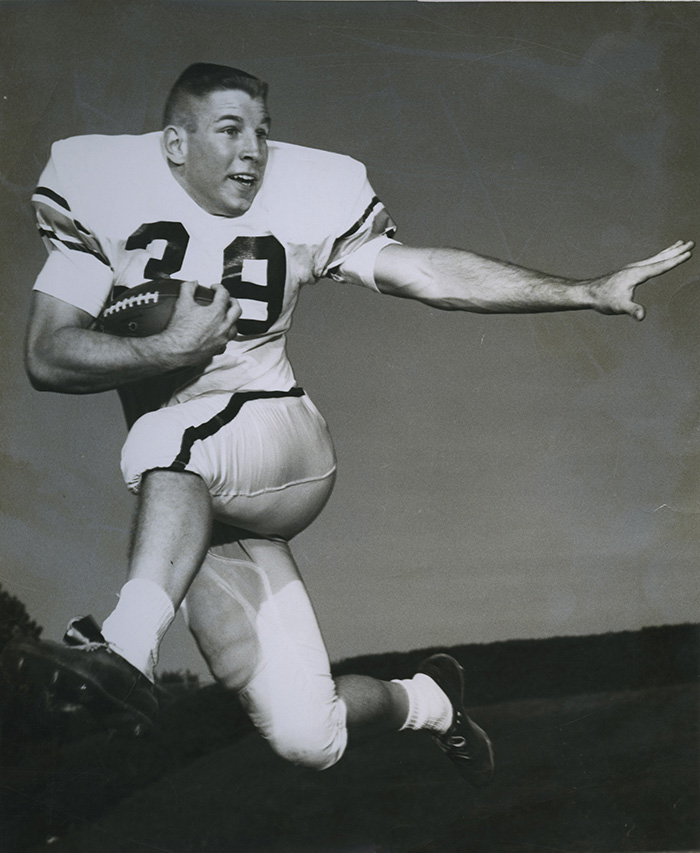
[[2, 626, 698, 852]]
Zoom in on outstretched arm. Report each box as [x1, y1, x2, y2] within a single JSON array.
[[373, 240, 694, 320]]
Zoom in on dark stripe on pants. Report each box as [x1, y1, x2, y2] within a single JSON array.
[[168, 386, 305, 472]]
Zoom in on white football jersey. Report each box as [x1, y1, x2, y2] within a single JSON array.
[[32, 132, 396, 417]]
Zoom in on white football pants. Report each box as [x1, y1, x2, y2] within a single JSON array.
[[121, 390, 347, 769]]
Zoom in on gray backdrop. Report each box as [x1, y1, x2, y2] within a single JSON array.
[[1, 1, 698, 678]]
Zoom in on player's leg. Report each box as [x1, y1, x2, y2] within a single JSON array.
[[98, 387, 330, 682], [49, 396, 235, 691], [185, 532, 407, 768], [1, 413, 221, 732], [99, 468, 214, 679], [141, 390, 493, 781], [189, 536, 408, 731], [126, 469, 212, 605], [173, 394, 404, 765], [185, 531, 493, 784], [185, 531, 348, 769], [3, 392, 299, 730], [338, 665, 494, 786]]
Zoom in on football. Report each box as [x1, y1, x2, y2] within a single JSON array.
[[98, 279, 215, 337]]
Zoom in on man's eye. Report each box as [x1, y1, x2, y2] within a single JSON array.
[[256, 129, 269, 139], [223, 127, 239, 136]]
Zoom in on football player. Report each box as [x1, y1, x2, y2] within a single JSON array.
[[9, 63, 692, 781]]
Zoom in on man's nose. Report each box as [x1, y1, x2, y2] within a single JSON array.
[[239, 131, 263, 161]]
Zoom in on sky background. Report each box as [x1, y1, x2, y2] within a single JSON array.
[[1, 1, 698, 679]]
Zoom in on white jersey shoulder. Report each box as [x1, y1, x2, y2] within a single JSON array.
[[42, 134, 376, 251], [32, 132, 396, 409], [261, 141, 373, 234]]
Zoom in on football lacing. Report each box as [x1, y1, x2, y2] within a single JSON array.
[[102, 291, 160, 316]]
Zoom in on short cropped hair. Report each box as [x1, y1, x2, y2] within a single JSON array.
[[163, 63, 268, 131]]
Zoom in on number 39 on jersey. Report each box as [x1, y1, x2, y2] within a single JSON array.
[[125, 222, 286, 336]]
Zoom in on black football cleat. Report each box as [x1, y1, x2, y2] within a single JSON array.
[[2, 616, 158, 737], [418, 653, 495, 787]]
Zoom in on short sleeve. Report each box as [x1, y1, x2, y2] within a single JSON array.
[[31, 145, 114, 317], [328, 234, 401, 291], [315, 156, 397, 289]]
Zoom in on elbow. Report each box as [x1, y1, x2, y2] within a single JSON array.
[[26, 361, 58, 393], [25, 327, 65, 391], [25, 352, 71, 393]]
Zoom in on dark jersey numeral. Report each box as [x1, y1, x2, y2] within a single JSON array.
[[125, 222, 189, 280], [125, 224, 286, 336], [222, 235, 286, 335]]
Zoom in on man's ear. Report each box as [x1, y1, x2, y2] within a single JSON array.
[[163, 126, 187, 165]]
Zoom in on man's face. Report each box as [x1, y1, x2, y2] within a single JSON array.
[[176, 89, 270, 217]]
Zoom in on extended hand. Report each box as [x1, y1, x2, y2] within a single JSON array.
[[591, 240, 694, 321]]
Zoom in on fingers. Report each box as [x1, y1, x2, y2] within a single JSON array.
[[629, 240, 694, 272], [178, 281, 231, 310], [628, 302, 645, 322], [180, 282, 234, 321], [609, 239, 694, 321], [204, 284, 240, 341], [618, 241, 693, 302], [209, 281, 232, 308], [612, 291, 645, 322], [226, 299, 242, 325], [177, 279, 198, 302]]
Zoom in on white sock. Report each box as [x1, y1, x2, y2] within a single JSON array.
[[101, 578, 175, 683], [392, 673, 454, 734]]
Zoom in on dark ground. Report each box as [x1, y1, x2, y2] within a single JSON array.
[[1, 626, 698, 852]]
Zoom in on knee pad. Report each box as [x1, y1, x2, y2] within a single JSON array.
[[238, 577, 349, 770], [241, 677, 348, 771], [185, 549, 348, 770]]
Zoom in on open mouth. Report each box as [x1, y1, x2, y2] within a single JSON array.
[[231, 174, 257, 188]]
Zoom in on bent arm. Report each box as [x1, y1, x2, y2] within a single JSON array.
[[25, 284, 240, 394], [25, 292, 185, 393], [374, 241, 694, 320]]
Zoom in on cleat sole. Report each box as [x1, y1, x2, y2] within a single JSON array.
[[2, 640, 155, 738]]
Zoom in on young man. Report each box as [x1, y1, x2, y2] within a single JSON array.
[[7, 63, 692, 781]]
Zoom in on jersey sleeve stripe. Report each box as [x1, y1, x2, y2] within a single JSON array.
[[336, 196, 383, 242], [33, 197, 111, 266], [33, 186, 71, 211], [37, 227, 111, 267], [74, 221, 92, 236], [326, 201, 397, 280], [32, 190, 93, 235]]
